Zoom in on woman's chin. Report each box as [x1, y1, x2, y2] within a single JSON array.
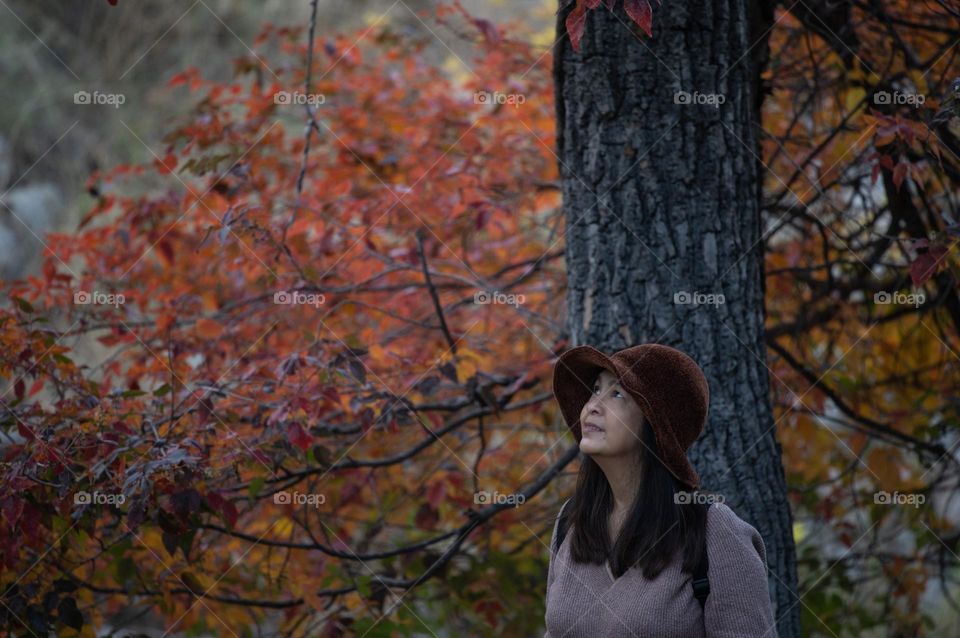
[[579, 437, 605, 455]]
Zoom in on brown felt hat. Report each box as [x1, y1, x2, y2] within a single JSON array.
[[552, 343, 710, 490]]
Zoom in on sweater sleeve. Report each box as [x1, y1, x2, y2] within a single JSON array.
[[704, 503, 778, 638]]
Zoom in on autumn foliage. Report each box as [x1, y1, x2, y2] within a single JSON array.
[[1, 5, 566, 635], [2, 0, 960, 636]]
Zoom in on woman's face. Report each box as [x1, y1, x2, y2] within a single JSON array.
[[578, 370, 645, 458]]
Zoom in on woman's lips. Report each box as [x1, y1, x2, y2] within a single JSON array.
[[583, 423, 604, 434]]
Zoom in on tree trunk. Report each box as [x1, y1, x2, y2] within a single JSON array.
[[553, 1, 799, 636]]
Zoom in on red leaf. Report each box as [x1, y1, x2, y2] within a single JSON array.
[[19, 502, 40, 538], [16, 420, 35, 441], [585, 0, 602, 8], [321, 386, 341, 405], [157, 240, 175, 268], [359, 408, 374, 433], [892, 162, 908, 192], [415, 502, 439, 530], [910, 241, 949, 287], [625, 0, 653, 37], [156, 152, 177, 175], [475, 206, 488, 231], [168, 72, 189, 88], [425, 479, 446, 509], [168, 67, 202, 91], [287, 422, 312, 451], [206, 491, 238, 528], [14, 379, 24, 401], [566, 1, 588, 53], [113, 420, 134, 435], [27, 379, 44, 398], [474, 599, 505, 628], [1, 497, 24, 526], [339, 481, 361, 506]]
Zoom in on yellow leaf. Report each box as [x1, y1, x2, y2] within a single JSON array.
[[456, 355, 478, 380], [908, 69, 928, 97], [793, 521, 808, 544], [845, 87, 866, 114], [180, 571, 209, 594], [455, 347, 484, 380], [273, 516, 294, 537], [369, 343, 387, 365], [868, 447, 903, 489]]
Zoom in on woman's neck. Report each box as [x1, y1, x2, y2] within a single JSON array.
[[608, 507, 628, 546], [595, 454, 641, 514]]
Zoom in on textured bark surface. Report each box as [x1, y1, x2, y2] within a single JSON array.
[[553, 1, 799, 636]]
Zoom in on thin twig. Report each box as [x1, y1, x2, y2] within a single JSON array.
[[292, 0, 321, 226], [415, 227, 457, 353]]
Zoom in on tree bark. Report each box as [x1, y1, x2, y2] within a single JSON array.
[[553, 1, 799, 636]]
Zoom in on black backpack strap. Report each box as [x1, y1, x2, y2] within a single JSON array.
[[551, 498, 572, 557], [692, 503, 710, 609]]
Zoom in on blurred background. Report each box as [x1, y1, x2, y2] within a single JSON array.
[[0, 0, 554, 280]]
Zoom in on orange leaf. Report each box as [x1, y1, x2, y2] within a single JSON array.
[[156, 313, 176, 333], [195, 318, 224, 339]]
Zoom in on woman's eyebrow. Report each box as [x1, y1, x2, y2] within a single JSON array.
[[594, 377, 621, 388]]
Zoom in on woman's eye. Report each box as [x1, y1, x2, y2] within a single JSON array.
[[592, 384, 622, 397]]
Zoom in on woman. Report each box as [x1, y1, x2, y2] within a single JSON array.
[[544, 343, 778, 637]]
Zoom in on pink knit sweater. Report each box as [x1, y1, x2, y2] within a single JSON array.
[[544, 501, 778, 637]]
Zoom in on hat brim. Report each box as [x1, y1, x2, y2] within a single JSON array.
[[552, 345, 701, 490]]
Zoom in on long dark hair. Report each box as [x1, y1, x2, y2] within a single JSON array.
[[558, 417, 708, 579]]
